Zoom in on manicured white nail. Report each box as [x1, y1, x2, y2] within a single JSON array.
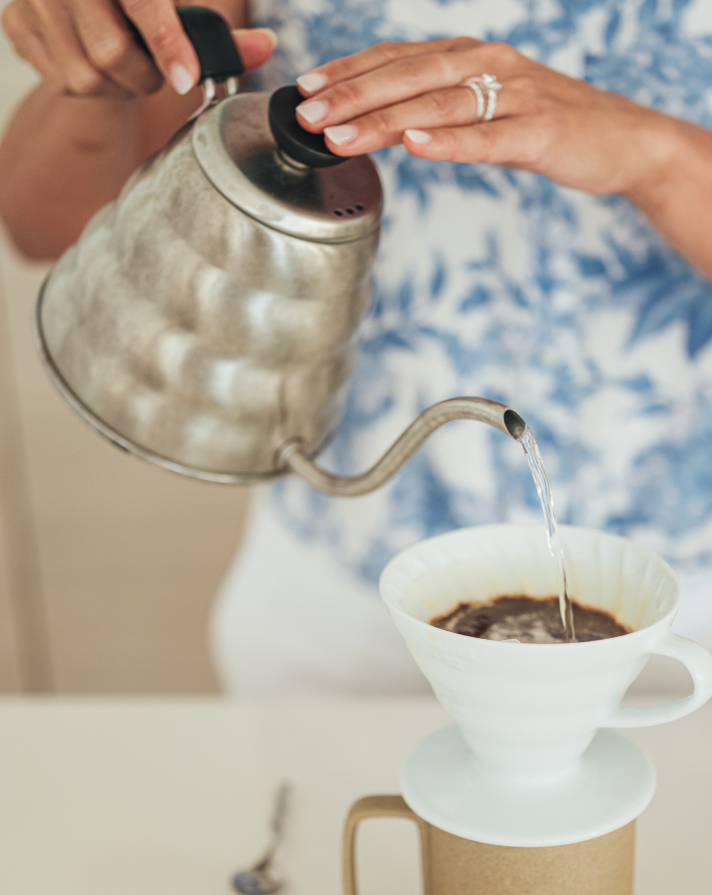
[[405, 129, 432, 144], [324, 124, 359, 145], [255, 27, 278, 48], [169, 63, 194, 95], [297, 71, 328, 94], [297, 100, 329, 123]]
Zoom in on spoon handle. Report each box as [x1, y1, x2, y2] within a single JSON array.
[[254, 783, 291, 870]]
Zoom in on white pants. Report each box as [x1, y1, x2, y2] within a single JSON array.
[[210, 489, 430, 696]]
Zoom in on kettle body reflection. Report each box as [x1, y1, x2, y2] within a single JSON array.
[[36, 7, 527, 494], [37, 85, 381, 483]]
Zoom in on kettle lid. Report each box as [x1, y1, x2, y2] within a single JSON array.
[[267, 86, 347, 169], [191, 91, 382, 243]]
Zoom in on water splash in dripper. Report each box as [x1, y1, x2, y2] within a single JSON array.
[[519, 431, 576, 643]]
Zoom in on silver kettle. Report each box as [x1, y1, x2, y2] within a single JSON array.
[[35, 7, 527, 495]]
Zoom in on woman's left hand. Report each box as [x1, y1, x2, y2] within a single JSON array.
[[294, 38, 676, 198]]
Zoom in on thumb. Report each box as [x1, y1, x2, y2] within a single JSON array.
[[231, 27, 278, 72]]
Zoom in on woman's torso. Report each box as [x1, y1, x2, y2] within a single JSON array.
[[250, 0, 712, 583]]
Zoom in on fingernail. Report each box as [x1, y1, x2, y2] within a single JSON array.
[[297, 71, 328, 94], [255, 27, 278, 48], [324, 124, 359, 145], [169, 63, 194, 95], [297, 100, 330, 123], [405, 129, 432, 144]]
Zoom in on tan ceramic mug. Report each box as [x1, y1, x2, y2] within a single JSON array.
[[342, 795, 635, 895]]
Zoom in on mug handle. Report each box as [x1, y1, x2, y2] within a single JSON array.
[[342, 795, 432, 895], [602, 632, 712, 728]]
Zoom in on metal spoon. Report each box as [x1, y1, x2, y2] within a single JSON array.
[[232, 783, 291, 894]]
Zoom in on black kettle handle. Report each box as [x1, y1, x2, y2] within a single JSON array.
[[128, 5, 244, 84], [130, 7, 346, 168]]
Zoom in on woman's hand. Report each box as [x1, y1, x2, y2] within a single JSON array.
[[294, 38, 677, 199], [1, 0, 275, 99]]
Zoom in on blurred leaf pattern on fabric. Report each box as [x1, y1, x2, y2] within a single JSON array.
[[251, 0, 712, 580]]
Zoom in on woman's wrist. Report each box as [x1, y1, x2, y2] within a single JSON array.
[[620, 112, 712, 280], [620, 110, 682, 211], [0, 82, 144, 259]]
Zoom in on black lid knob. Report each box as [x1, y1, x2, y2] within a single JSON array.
[[268, 86, 347, 168]]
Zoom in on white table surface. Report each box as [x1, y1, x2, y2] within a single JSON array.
[[0, 695, 709, 894]]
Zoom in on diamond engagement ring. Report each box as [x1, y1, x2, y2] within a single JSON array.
[[463, 73, 502, 122]]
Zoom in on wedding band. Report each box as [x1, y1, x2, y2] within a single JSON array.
[[463, 73, 502, 122]]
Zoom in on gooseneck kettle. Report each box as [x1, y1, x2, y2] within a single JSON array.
[[35, 6, 527, 493]]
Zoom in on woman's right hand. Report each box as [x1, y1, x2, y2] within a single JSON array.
[[1, 0, 275, 99]]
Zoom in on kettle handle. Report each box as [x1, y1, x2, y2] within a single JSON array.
[[128, 6, 244, 85], [277, 397, 528, 497], [130, 8, 346, 166]]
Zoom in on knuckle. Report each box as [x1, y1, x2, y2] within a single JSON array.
[[67, 65, 103, 95], [86, 33, 131, 71], [2, 3, 25, 40], [365, 107, 393, 132], [440, 131, 459, 162], [121, 2, 182, 59], [450, 36, 479, 52], [376, 41, 404, 64], [147, 19, 184, 60], [32, 0, 55, 22], [484, 40, 520, 65], [399, 55, 430, 85], [473, 124, 496, 162], [427, 89, 460, 121], [436, 52, 464, 85], [507, 73, 537, 97], [334, 78, 364, 107]]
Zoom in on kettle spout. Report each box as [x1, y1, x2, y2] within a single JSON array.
[[277, 397, 528, 498]]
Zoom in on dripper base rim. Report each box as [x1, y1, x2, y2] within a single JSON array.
[[400, 725, 656, 847]]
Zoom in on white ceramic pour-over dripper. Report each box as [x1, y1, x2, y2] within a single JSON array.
[[380, 524, 712, 846]]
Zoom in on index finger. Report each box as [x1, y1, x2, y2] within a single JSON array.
[[120, 0, 200, 94], [297, 36, 481, 95]]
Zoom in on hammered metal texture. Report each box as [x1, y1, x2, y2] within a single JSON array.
[[37, 94, 382, 481]]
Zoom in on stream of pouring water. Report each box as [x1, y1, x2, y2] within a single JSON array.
[[520, 431, 576, 643]]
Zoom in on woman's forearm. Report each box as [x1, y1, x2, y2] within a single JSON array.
[[0, 83, 143, 260], [0, 1, 266, 261], [623, 116, 712, 282]]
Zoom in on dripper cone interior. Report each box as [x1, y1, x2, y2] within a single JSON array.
[[385, 524, 678, 635]]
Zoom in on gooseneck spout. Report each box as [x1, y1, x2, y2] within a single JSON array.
[[276, 397, 528, 498]]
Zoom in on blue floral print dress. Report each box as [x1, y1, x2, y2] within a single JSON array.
[[211, 0, 712, 695]]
